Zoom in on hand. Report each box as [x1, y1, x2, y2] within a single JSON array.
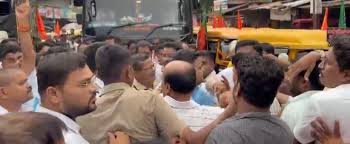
[[108, 132, 130, 144], [311, 117, 343, 144], [15, 0, 31, 21], [287, 51, 321, 82], [222, 83, 239, 118]]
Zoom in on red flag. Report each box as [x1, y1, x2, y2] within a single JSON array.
[[54, 20, 61, 36], [321, 8, 329, 30], [197, 25, 207, 50], [36, 9, 47, 40], [213, 15, 226, 28], [237, 11, 243, 29]]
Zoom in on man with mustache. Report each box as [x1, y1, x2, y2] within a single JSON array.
[[294, 35, 350, 144], [37, 52, 98, 144], [0, 68, 32, 115]]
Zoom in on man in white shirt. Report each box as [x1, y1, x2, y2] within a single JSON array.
[[153, 42, 180, 88], [281, 60, 324, 131], [0, 68, 32, 115], [37, 52, 98, 144], [1, 1, 39, 112], [217, 40, 260, 90], [294, 36, 350, 143], [196, 51, 219, 95], [162, 60, 223, 131]]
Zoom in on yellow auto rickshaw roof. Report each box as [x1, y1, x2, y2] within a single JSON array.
[[193, 27, 329, 49], [238, 28, 329, 49], [193, 26, 240, 39]]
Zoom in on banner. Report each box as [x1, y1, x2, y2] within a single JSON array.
[[53, 8, 62, 19], [213, 0, 228, 12], [45, 7, 54, 18], [37, 6, 73, 19]]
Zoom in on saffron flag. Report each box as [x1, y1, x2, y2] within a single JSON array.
[[36, 9, 47, 40]]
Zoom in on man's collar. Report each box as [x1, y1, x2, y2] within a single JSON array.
[[100, 82, 131, 96], [133, 79, 148, 90], [335, 84, 350, 89], [38, 107, 80, 133], [164, 96, 199, 109], [233, 112, 272, 120], [290, 91, 320, 102], [0, 104, 30, 115], [0, 105, 8, 115]]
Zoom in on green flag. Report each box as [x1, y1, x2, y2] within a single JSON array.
[[339, 0, 347, 28]]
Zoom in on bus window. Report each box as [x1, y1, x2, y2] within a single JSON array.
[[0, 1, 10, 16]]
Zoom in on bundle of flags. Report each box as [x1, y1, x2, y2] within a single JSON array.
[[321, 0, 347, 30], [196, 0, 212, 50], [36, 9, 62, 40]]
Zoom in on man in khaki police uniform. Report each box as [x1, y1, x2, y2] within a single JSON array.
[[77, 45, 236, 144]]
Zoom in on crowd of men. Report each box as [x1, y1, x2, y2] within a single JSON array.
[[0, 1, 348, 144]]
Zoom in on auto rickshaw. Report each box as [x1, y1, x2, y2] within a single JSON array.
[[193, 26, 329, 67]]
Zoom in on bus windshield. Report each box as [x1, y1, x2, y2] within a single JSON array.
[[86, 0, 183, 28]]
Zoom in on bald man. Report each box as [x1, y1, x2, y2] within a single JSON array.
[[0, 69, 32, 115], [162, 61, 224, 131]]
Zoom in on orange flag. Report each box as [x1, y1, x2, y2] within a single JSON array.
[[213, 15, 226, 28], [237, 11, 243, 29], [197, 24, 207, 50], [36, 9, 47, 40], [54, 20, 61, 36], [321, 8, 329, 30]]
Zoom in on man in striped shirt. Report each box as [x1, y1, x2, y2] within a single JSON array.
[[162, 60, 223, 131]]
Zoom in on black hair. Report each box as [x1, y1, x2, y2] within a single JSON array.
[[43, 46, 73, 56], [130, 54, 150, 71], [155, 42, 181, 54], [260, 43, 275, 54], [330, 35, 350, 71], [159, 38, 176, 43], [127, 40, 137, 48], [136, 40, 152, 53], [0, 112, 67, 144], [0, 44, 22, 60], [298, 60, 324, 90], [164, 63, 196, 94], [196, 50, 216, 63], [252, 44, 264, 56], [106, 35, 122, 44], [159, 42, 182, 51], [37, 52, 87, 96], [232, 53, 284, 108], [173, 49, 197, 63], [36, 42, 54, 53], [83, 42, 106, 72], [235, 40, 259, 53], [36, 46, 73, 66], [96, 45, 131, 84], [0, 38, 17, 45]]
